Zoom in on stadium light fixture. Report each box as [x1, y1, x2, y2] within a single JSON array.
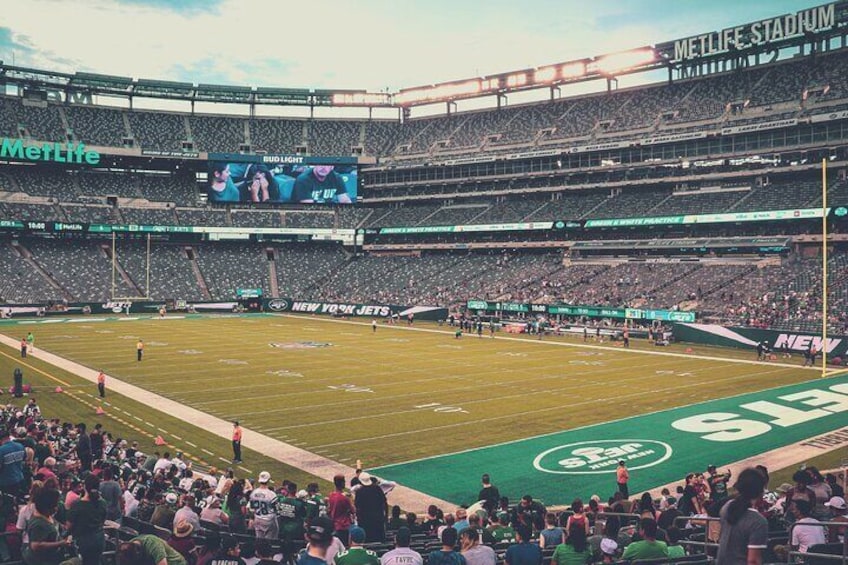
[[506, 73, 528, 88], [534, 66, 558, 83], [395, 80, 481, 105], [594, 48, 656, 75], [560, 62, 586, 78], [332, 92, 391, 106]]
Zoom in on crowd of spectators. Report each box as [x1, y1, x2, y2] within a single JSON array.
[[0, 393, 842, 565], [4, 236, 848, 334], [1, 50, 847, 162]]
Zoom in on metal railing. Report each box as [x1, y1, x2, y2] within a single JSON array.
[[786, 520, 848, 564]]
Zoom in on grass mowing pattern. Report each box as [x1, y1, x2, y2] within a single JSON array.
[[1, 314, 816, 475]]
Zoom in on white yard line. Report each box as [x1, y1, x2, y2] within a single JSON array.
[[279, 314, 832, 373], [317, 366, 797, 451], [0, 332, 454, 510]]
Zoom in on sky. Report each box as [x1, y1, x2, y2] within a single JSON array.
[[0, 0, 828, 94]]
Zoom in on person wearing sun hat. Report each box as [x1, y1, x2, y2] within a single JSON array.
[[354, 472, 387, 543], [168, 520, 196, 561]]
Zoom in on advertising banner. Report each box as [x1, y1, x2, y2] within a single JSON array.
[[673, 323, 848, 358]]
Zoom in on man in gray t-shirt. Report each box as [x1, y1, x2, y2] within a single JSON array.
[[98, 469, 124, 522], [716, 500, 768, 564]]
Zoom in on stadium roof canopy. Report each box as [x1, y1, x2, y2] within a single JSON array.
[[1, 1, 847, 109]]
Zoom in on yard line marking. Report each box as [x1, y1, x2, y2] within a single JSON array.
[[238, 466, 253, 474], [218, 457, 231, 464], [185, 441, 197, 448], [279, 314, 828, 372], [315, 365, 797, 452], [231, 358, 732, 421], [202, 449, 215, 456], [172, 434, 182, 440]]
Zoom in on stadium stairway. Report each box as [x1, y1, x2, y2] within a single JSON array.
[[10, 241, 73, 301]]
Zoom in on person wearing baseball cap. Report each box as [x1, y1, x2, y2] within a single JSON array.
[[490, 512, 516, 544], [151, 492, 178, 530], [250, 472, 279, 539], [825, 496, 847, 542], [299, 516, 335, 565], [201, 495, 229, 529], [334, 526, 379, 565]]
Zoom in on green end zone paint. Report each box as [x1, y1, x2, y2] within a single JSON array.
[[373, 374, 848, 506]]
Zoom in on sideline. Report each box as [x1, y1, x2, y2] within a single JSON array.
[[0, 332, 455, 510], [279, 314, 834, 373]]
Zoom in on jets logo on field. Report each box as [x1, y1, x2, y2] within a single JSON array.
[[269, 341, 333, 349], [533, 440, 673, 475], [267, 299, 290, 312]]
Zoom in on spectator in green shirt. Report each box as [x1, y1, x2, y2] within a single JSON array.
[[621, 518, 668, 561], [23, 488, 70, 565], [551, 524, 592, 565], [334, 526, 380, 565], [666, 527, 687, 559], [118, 534, 187, 565], [490, 512, 516, 544]]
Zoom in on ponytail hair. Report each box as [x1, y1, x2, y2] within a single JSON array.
[[84, 473, 101, 502], [726, 468, 766, 525]]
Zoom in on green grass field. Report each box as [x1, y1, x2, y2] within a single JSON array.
[[0, 313, 842, 502]]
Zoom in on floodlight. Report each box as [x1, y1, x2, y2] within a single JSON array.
[[534, 66, 557, 83], [560, 62, 586, 78], [506, 73, 528, 88], [332, 92, 390, 106], [594, 48, 656, 75]]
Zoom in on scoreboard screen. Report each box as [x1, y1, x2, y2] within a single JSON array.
[[205, 155, 358, 205]]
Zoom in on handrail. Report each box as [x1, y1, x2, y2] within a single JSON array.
[[786, 519, 848, 564]]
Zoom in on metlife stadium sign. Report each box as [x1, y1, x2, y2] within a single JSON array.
[[670, 3, 836, 62]]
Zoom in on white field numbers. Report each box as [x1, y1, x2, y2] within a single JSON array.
[[415, 402, 470, 414]]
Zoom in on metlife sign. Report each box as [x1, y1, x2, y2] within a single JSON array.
[[0, 138, 100, 165]]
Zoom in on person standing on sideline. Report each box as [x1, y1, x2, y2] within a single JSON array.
[[97, 371, 106, 398], [26, 332, 34, 353], [136, 339, 144, 362], [616, 460, 630, 499], [623, 327, 630, 348], [232, 421, 242, 463], [20, 337, 27, 358], [372, 319, 377, 333]]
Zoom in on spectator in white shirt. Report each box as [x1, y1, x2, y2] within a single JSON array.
[[153, 451, 172, 474], [174, 494, 201, 533], [381, 527, 423, 565], [791, 499, 827, 554]]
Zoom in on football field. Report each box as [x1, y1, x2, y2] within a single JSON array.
[[0, 313, 840, 505]]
